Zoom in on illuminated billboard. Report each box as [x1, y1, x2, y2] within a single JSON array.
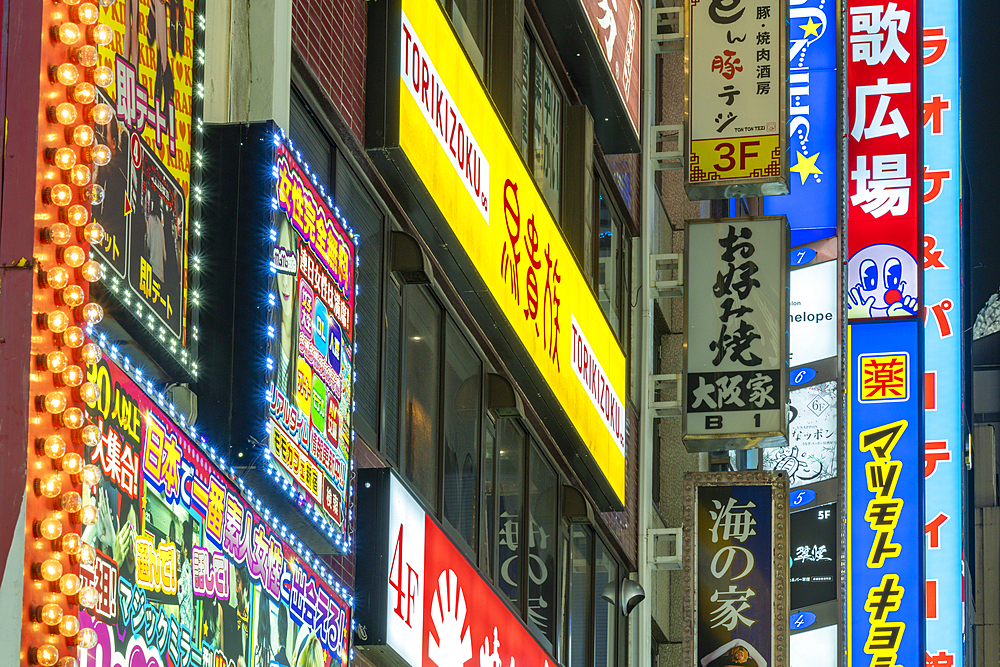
[[91, 0, 203, 374], [76, 357, 352, 667]]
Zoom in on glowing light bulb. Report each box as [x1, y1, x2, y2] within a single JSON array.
[[37, 473, 62, 497], [90, 103, 112, 125], [40, 391, 68, 414], [44, 351, 69, 373], [56, 22, 82, 45], [77, 424, 100, 447], [70, 164, 91, 186], [58, 657, 79, 667], [60, 452, 83, 473], [74, 3, 98, 24], [77, 505, 98, 526], [32, 644, 59, 667], [50, 103, 77, 125], [61, 532, 82, 554], [70, 124, 94, 147], [75, 381, 99, 403], [60, 407, 85, 429], [43, 434, 67, 458], [40, 603, 64, 625], [60, 245, 86, 267], [42, 310, 70, 333], [43, 223, 73, 245], [60, 285, 86, 308], [44, 266, 70, 289], [83, 184, 104, 204], [46, 184, 74, 207], [76, 628, 97, 649], [80, 260, 104, 282], [76, 343, 101, 364], [90, 65, 113, 87], [38, 558, 63, 582], [77, 544, 96, 568], [37, 517, 63, 540], [61, 492, 82, 513], [79, 465, 101, 486], [52, 63, 80, 86], [60, 365, 84, 387], [84, 144, 110, 166], [78, 586, 99, 609], [88, 24, 112, 45], [59, 572, 82, 595], [83, 222, 104, 243], [62, 326, 85, 348], [98, 0, 115, 6], [58, 614, 79, 637], [48, 147, 77, 169], [72, 45, 98, 67], [63, 204, 88, 226], [77, 302, 103, 324], [72, 82, 95, 105]]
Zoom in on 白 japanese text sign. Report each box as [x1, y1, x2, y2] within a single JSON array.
[[684, 217, 789, 451], [579, 0, 641, 139], [847, 320, 923, 667], [683, 472, 789, 667], [846, 0, 922, 321], [686, 0, 790, 198]]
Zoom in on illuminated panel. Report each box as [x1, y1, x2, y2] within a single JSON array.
[[395, 0, 626, 504], [921, 0, 962, 663], [847, 320, 922, 667], [89, 0, 203, 374], [846, 0, 921, 321], [267, 138, 357, 542], [76, 357, 352, 667]]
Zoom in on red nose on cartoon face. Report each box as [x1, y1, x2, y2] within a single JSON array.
[[884, 289, 901, 305]]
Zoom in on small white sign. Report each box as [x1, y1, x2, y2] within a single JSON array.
[[571, 313, 626, 457], [386, 475, 426, 665]]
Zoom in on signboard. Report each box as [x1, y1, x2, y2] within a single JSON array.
[[579, 0, 641, 139], [921, 0, 962, 663], [846, 320, 923, 667], [356, 470, 558, 667], [92, 0, 200, 370], [789, 503, 836, 608], [268, 140, 357, 536], [383, 0, 627, 506], [685, 0, 790, 199], [761, 0, 837, 245], [80, 357, 351, 667], [682, 471, 789, 667], [846, 0, 922, 321], [683, 217, 789, 451]]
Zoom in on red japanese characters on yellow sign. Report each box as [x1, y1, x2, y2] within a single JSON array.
[[858, 353, 909, 403]]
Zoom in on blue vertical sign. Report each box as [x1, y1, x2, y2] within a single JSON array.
[[922, 0, 963, 664], [848, 320, 923, 667], [761, 0, 837, 246]]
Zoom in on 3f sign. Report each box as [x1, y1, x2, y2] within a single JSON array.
[[714, 140, 760, 172], [389, 524, 420, 626]]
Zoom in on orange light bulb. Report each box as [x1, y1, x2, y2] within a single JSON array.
[[62, 326, 85, 348], [52, 63, 80, 86], [37, 473, 62, 497], [32, 644, 59, 667], [77, 505, 98, 526], [46, 184, 74, 207], [63, 204, 88, 226], [43, 223, 73, 245], [80, 260, 104, 282], [61, 532, 82, 554], [58, 614, 79, 637], [73, 82, 96, 105], [83, 222, 104, 243], [88, 24, 112, 46], [60, 245, 87, 267], [37, 517, 63, 540], [50, 103, 77, 125], [60, 407, 85, 429], [60, 453, 83, 473], [40, 391, 68, 414], [72, 45, 98, 67], [69, 164, 91, 186], [74, 381, 99, 403], [74, 3, 98, 24], [77, 424, 100, 447], [40, 603, 64, 625], [44, 351, 69, 373], [57, 657, 79, 667], [48, 147, 77, 170], [60, 285, 86, 308], [77, 544, 96, 567], [56, 22, 82, 45], [90, 103, 112, 125], [42, 310, 70, 333], [38, 558, 64, 582], [59, 572, 82, 595], [43, 434, 67, 458], [70, 125, 94, 147], [90, 65, 113, 87], [76, 628, 97, 649], [61, 492, 83, 513], [84, 144, 110, 166], [79, 464, 101, 486], [43, 266, 70, 289], [60, 365, 84, 387], [83, 184, 104, 205], [78, 585, 99, 609], [75, 343, 101, 364]]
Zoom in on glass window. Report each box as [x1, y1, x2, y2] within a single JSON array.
[[594, 541, 618, 667], [567, 525, 592, 667], [597, 186, 622, 336], [496, 419, 525, 606], [480, 419, 497, 578], [385, 280, 402, 465], [533, 49, 561, 212], [400, 286, 441, 508], [528, 446, 559, 648], [443, 318, 482, 549], [451, 0, 486, 75], [520, 32, 531, 158]]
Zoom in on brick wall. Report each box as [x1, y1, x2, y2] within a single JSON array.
[[291, 0, 367, 142], [600, 403, 640, 569]]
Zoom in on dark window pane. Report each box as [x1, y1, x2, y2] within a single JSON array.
[[594, 541, 617, 667], [567, 525, 592, 667], [480, 420, 496, 579], [384, 281, 402, 465], [528, 445, 558, 648], [520, 32, 532, 159], [400, 286, 441, 507], [496, 419, 525, 605], [597, 187, 621, 336], [443, 318, 482, 549], [533, 49, 561, 211], [288, 89, 332, 188]]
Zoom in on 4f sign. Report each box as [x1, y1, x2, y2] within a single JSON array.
[[386, 475, 425, 666]]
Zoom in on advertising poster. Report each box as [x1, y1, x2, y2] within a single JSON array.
[[682, 472, 789, 667], [92, 0, 198, 348], [268, 141, 356, 537], [846, 320, 922, 667], [80, 357, 351, 667], [921, 0, 962, 663]]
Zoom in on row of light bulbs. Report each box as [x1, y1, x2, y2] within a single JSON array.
[[29, 0, 115, 664]]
